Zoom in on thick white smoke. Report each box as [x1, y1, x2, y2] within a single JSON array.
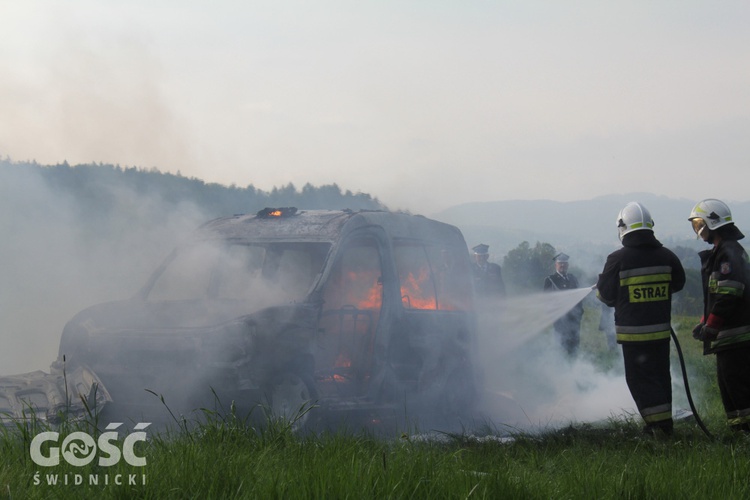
[[0, 167, 207, 375], [474, 288, 639, 431]]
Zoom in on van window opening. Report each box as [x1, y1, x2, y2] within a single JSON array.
[[394, 241, 472, 311]]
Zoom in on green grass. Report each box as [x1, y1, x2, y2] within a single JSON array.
[[5, 417, 750, 499], [1, 314, 745, 499]]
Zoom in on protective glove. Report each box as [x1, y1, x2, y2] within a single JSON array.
[[700, 313, 725, 341], [692, 323, 704, 340], [699, 324, 719, 342]]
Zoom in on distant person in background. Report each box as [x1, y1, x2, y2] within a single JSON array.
[[597, 202, 685, 436], [544, 252, 584, 357], [688, 198, 750, 433], [470, 244, 506, 299]]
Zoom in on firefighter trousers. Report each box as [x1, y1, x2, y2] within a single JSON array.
[[622, 341, 673, 433], [717, 346, 750, 432]]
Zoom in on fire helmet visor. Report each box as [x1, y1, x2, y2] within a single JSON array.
[[691, 218, 708, 239]]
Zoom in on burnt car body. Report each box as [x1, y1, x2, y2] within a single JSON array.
[[32, 208, 482, 431], [0, 364, 111, 428]]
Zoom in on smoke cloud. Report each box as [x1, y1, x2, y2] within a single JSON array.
[[473, 288, 700, 433], [474, 289, 635, 431], [0, 166, 207, 375]]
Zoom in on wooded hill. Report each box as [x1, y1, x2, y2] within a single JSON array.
[[0, 159, 386, 219]]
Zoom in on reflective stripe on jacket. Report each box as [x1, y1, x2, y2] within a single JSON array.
[[699, 240, 750, 352], [596, 231, 686, 344]]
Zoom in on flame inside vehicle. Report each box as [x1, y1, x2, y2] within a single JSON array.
[[333, 353, 352, 382], [401, 268, 438, 310], [347, 271, 383, 310]]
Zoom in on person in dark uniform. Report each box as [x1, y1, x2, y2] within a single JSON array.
[[544, 252, 584, 357], [688, 199, 750, 433], [470, 244, 506, 298], [597, 202, 685, 436]]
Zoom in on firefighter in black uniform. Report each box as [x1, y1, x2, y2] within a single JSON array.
[[688, 199, 750, 432], [470, 244, 506, 299], [596, 202, 685, 435], [544, 253, 584, 357]]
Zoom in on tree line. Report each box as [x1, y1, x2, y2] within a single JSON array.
[[0, 158, 386, 218]]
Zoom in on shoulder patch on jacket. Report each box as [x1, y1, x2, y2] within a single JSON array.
[[721, 261, 732, 274]]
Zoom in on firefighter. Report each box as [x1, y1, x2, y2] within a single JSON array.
[[544, 253, 584, 357], [470, 244, 506, 298], [688, 199, 750, 433], [596, 202, 685, 435]]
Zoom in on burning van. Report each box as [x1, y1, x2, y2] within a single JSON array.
[[7, 208, 482, 431]]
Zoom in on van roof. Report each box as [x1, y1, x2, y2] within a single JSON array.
[[196, 209, 466, 246]]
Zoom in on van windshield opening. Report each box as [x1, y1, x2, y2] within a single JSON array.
[[146, 241, 331, 305]]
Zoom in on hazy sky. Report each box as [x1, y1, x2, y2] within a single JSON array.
[[2, 1, 749, 213]]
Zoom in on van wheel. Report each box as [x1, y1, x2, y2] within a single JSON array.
[[263, 371, 318, 432]]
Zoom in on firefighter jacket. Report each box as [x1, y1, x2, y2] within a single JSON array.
[[698, 237, 750, 353], [596, 231, 686, 344]]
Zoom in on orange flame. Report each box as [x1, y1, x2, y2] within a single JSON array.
[[400, 268, 438, 309], [335, 353, 351, 368], [333, 353, 352, 382], [344, 271, 382, 309], [340, 267, 467, 311]]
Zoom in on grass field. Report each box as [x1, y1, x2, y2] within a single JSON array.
[[2, 313, 747, 499]]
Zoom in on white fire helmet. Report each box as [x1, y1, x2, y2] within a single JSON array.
[[617, 202, 654, 241], [688, 198, 733, 239]]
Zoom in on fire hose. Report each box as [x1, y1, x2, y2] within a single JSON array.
[[670, 328, 713, 439]]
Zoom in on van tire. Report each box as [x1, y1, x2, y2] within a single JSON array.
[[263, 370, 318, 432]]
